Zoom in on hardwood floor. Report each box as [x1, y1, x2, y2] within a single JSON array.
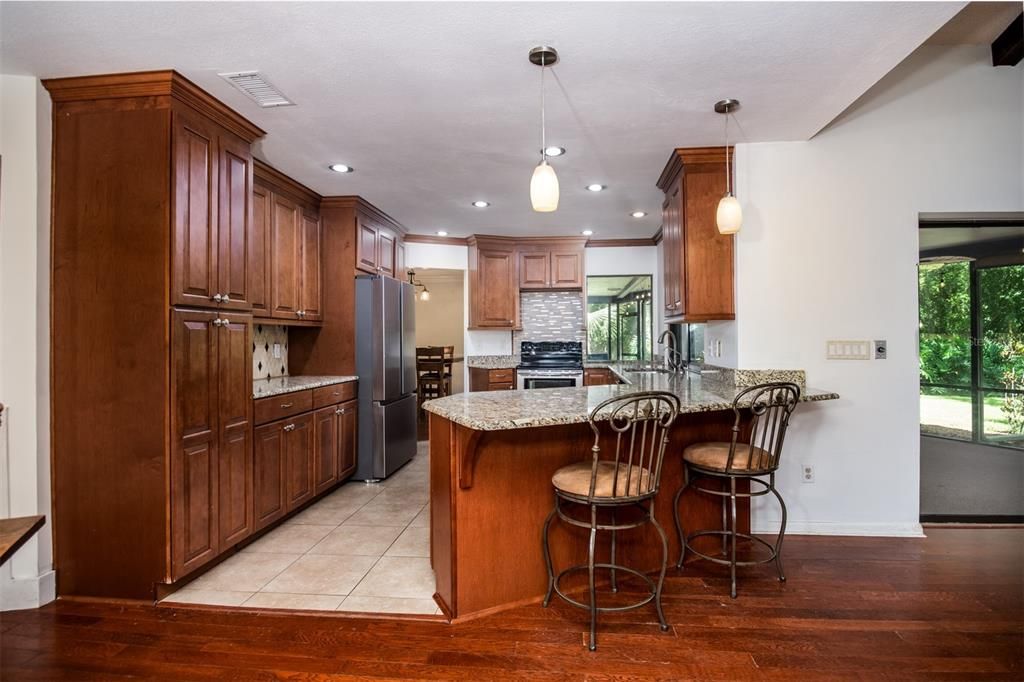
[[1, 528, 1020, 680]]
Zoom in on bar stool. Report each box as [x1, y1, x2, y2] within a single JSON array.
[[542, 391, 680, 651], [672, 382, 800, 599]]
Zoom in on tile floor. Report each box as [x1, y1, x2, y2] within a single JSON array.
[[163, 442, 437, 615]]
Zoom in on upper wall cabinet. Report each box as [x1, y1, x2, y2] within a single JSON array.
[[657, 147, 735, 322], [171, 106, 255, 311], [253, 161, 323, 323], [355, 212, 405, 279], [468, 236, 519, 329], [518, 238, 586, 290]]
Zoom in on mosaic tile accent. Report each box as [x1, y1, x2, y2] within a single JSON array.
[[514, 291, 585, 346], [253, 324, 289, 380]]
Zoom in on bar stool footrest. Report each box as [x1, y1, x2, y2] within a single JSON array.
[[551, 563, 657, 613], [685, 530, 778, 567]]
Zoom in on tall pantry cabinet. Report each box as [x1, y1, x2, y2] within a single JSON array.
[[45, 71, 265, 599]]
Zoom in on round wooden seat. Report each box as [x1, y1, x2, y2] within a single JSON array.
[[552, 461, 653, 499]]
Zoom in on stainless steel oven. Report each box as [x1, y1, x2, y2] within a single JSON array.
[[516, 368, 585, 390]]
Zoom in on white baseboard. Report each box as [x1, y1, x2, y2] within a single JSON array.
[[751, 520, 925, 537], [0, 569, 56, 611]]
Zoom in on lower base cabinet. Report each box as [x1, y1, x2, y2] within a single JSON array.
[[314, 400, 358, 495], [253, 383, 358, 533]]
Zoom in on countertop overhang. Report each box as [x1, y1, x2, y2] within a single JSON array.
[[252, 375, 358, 399], [424, 365, 838, 431]]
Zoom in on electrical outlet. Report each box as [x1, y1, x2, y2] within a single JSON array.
[[273, 343, 282, 359], [801, 464, 815, 484]]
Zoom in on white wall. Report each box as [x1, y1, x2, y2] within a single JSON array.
[[733, 46, 1023, 536], [0, 75, 54, 609]]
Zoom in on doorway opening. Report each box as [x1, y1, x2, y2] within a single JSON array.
[[918, 213, 1024, 523]]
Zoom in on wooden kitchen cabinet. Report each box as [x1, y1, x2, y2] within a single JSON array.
[[657, 147, 735, 321], [468, 236, 520, 329], [518, 239, 586, 290], [171, 106, 255, 312], [170, 308, 254, 579], [253, 421, 287, 530], [250, 182, 272, 315], [469, 367, 517, 392], [584, 367, 618, 386], [283, 413, 315, 512], [254, 161, 323, 324], [313, 398, 358, 495], [355, 213, 404, 278]]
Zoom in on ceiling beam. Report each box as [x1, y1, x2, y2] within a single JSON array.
[[992, 12, 1023, 66]]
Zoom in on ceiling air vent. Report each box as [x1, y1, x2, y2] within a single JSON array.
[[218, 71, 294, 108]]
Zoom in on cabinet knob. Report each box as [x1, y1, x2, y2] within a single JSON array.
[[297, 310, 306, 318], [212, 293, 223, 303], [283, 423, 296, 432], [335, 408, 344, 415]]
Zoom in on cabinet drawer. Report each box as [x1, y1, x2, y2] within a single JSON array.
[[313, 381, 357, 408], [488, 382, 515, 391], [254, 390, 313, 425], [490, 369, 514, 383]]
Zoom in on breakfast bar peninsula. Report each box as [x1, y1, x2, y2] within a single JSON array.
[[423, 366, 838, 621]]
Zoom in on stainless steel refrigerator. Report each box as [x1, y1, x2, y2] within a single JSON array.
[[354, 276, 418, 480]]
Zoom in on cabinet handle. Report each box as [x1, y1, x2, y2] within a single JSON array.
[[283, 423, 296, 432], [212, 293, 223, 303], [280, 402, 293, 408], [335, 408, 344, 415], [297, 310, 306, 318]]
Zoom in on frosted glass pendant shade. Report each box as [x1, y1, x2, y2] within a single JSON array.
[[716, 194, 742, 234], [530, 160, 559, 212]]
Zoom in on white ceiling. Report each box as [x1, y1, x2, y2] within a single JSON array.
[[1, 1, 962, 238]]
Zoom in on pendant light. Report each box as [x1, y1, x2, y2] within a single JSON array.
[[529, 46, 559, 212], [714, 99, 742, 234]]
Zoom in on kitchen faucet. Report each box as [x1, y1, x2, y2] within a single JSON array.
[[657, 329, 684, 373]]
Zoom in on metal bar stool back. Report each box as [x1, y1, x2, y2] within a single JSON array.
[[542, 391, 680, 650], [672, 381, 800, 598]]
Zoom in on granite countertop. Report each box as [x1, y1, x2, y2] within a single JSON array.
[[253, 375, 358, 399], [423, 364, 838, 431], [466, 355, 519, 370]]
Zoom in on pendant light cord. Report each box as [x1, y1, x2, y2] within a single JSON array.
[[724, 110, 731, 195], [540, 53, 547, 161]]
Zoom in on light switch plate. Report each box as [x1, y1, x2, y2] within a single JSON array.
[[826, 340, 871, 360], [273, 343, 282, 359], [874, 340, 887, 359]]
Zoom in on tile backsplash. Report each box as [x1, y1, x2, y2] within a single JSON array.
[[514, 291, 585, 346], [253, 324, 288, 379]]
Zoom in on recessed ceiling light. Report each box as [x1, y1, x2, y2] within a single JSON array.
[[543, 146, 566, 157], [631, 211, 647, 218], [329, 163, 354, 173], [437, 230, 449, 237], [582, 230, 594, 236], [472, 200, 490, 208], [586, 184, 606, 192]]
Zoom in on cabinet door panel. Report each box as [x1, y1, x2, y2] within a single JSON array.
[[270, 194, 301, 318], [254, 422, 286, 530], [356, 218, 378, 273], [300, 213, 322, 320], [250, 183, 272, 314], [172, 110, 219, 308], [476, 249, 518, 327], [284, 414, 315, 511], [313, 405, 339, 495], [338, 400, 358, 480], [171, 309, 219, 578], [378, 228, 396, 278], [551, 251, 583, 288], [217, 134, 252, 310], [218, 314, 253, 547], [396, 241, 406, 280], [519, 252, 550, 289]]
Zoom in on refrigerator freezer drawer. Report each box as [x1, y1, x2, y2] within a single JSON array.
[[370, 393, 417, 479]]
